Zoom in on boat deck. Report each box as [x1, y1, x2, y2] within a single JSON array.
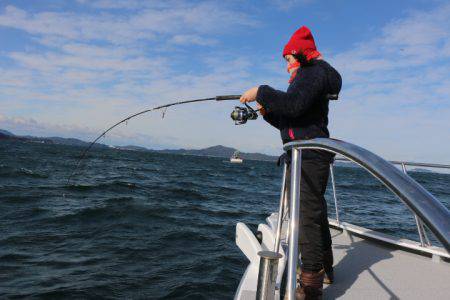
[[325, 227, 450, 299], [235, 214, 449, 299]]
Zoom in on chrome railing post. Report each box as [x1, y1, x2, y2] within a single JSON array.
[[415, 215, 431, 246], [401, 163, 431, 247], [256, 251, 283, 300], [274, 163, 288, 253], [329, 163, 340, 224], [286, 148, 302, 300], [423, 226, 431, 246]]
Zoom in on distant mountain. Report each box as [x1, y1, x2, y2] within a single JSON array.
[[46, 136, 109, 148], [115, 145, 149, 151], [160, 145, 235, 156], [157, 145, 278, 161], [0, 129, 14, 136], [0, 129, 108, 148], [0, 129, 26, 141]]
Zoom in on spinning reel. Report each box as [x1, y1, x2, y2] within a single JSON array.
[[230, 103, 259, 125]]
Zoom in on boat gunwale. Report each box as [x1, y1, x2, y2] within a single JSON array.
[[283, 138, 450, 252], [327, 218, 450, 261]]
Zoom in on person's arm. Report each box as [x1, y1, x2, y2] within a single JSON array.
[[256, 69, 324, 118], [262, 112, 281, 129]]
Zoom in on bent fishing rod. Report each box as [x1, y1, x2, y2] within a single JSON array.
[[66, 94, 260, 185]]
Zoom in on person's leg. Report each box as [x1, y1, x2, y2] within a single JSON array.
[[298, 156, 330, 272], [295, 155, 331, 299], [319, 169, 334, 284], [321, 203, 332, 251]]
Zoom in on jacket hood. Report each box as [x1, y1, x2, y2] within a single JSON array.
[[319, 60, 342, 97]]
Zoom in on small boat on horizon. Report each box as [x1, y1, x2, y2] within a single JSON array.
[[230, 151, 243, 163]]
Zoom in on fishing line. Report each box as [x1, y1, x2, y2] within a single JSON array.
[[66, 95, 242, 185]]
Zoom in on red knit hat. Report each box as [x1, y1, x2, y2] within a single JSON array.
[[282, 26, 321, 60]]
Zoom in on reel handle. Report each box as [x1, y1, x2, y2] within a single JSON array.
[[244, 102, 257, 113]]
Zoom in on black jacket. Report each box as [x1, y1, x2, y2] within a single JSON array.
[[257, 59, 342, 145]]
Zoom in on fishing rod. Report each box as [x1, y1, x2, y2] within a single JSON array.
[[66, 94, 260, 185]]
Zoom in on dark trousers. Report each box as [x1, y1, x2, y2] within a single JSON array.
[[285, 151, 332, 272]]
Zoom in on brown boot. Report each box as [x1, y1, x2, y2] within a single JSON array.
[[323, 248, 334, 284], [295, 269, 324, 300]]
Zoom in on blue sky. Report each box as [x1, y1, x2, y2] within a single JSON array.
[[0, 0, 449, 163]]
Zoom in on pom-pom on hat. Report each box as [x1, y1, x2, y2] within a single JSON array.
[[282, 26, 321, 61]]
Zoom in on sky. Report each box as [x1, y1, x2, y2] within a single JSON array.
[[0, 0, 449, 163]]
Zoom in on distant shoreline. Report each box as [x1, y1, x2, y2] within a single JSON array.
[[1, 129, 444, 173], [0, 129, 279, 162]]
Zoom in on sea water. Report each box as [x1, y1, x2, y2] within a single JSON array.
[[1, 140, 448, 299]]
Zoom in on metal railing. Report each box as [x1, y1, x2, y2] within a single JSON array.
[[332, 157, 450, 246], [275, 138, 450, 300]]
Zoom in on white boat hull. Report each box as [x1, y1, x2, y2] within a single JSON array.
[[235, 214, 450, 299], [235, 213, 287, 300]]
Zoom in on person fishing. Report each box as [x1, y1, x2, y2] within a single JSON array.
[[239, 26, 342, 299]]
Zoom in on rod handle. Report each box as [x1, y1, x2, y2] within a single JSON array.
[[215, 95, 242, 101], [217, 94, 338, 101]]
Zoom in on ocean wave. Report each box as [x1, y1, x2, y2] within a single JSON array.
[[0, 167, 49, 179], [66, 181, 138, 191], [0, 253, 33, 262], [164, 187, 209, 201], [2, 140, 449, 299], [187, 205, 248, 218], [335, 182, 388, 193]]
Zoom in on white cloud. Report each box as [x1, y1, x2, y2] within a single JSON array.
[[0, 3, 256, 44], [328, 3, 450, 162], [268, 0, 314, 11], [332, 4, 450, 75], [170, 34, 217, 46], [79, 0, 148, 10], [1, 2, 450, 160], [0, 3, 256, 98]]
